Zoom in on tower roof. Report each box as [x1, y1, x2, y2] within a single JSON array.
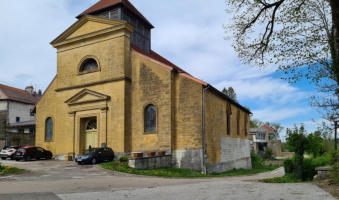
[[77, 0, 154, 28]]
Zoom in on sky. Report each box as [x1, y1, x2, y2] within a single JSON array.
[[0, 0, 326, 138]]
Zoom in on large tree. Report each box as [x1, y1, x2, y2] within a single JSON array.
[[225, 0, 339, 120], [222, 87, 238, 102]]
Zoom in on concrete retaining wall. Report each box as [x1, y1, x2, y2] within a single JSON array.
[[129, 155, 172, 169], [207, 137, 251, 174], [172, 149, 203, 172]]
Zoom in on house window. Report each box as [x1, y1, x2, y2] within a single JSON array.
[[16, 117, 20, 122], [30, 112, 35, 117], [226, 103, 232, 135], [237, 110, 240, 135], [45, 117, 53, 141], [144, 104, 156, 132], [79, 58, 99, 73]]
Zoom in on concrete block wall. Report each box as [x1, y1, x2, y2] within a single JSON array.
[[129, 155, 172, 170]]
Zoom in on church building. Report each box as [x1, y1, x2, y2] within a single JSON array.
[[35, 0, 252, 174]]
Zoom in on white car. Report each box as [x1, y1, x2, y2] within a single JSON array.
[[0, 146, 20, 160]]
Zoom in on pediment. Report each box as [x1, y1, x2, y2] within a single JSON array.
[[65, 89, 110, 106], [51, 15, 127, 46]]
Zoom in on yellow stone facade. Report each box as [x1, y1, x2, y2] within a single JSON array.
[[36, 15, 251, 173]]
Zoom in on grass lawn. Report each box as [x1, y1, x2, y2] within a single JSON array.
[[100, 161, 281, 178], [0, 165, 26, 176]]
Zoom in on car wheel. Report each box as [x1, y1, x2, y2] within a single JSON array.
[[24, 156, 31, 162], [10, 155, 15, 160], [1, 157, 6, 160], [91, 158, 96, 165]]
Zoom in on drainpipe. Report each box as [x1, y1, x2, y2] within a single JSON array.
[[202, 85, 210, 174]]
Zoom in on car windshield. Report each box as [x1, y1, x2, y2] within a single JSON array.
[[83, 149, 98, 155], [17, 148, 26, 152]]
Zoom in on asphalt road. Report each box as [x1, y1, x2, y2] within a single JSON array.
[[0, 160, 336, 200]]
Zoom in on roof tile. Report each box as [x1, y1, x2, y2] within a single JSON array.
[[0, 84, 40, 104]]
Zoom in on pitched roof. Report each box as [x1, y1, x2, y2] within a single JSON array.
[[0, 84, 40, 104], [77, 0, 154, 28], [131, 46, 252, 114]]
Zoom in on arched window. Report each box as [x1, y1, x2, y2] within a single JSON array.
[[79, 58, 98, 72], [226, 103, 232, 135], [144, 104, 156, 132], [86, 119, 97, 130], [45, 117, 53, 141]]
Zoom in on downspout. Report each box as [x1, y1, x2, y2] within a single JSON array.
[[202, 85, 210, 174]]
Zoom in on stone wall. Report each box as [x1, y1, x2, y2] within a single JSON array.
[[267, 140, 282, 157], [129, 155, 172, 170], [6, 132, 35, 147], [207, 137, 251, 174], [0, 111, 7, 149]]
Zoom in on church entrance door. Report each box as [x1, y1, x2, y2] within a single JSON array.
[[81, 118, 98, 152]]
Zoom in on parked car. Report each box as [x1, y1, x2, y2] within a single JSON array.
[[0, 146, 21, 160], [14, 147, 53, 161], [75, 147, 114, 165]]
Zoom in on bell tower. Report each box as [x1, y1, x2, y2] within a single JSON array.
[[77, 0, 154, 53]]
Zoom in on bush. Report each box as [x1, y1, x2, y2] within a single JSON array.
[[251, 152, 264, 169], [284, 159, 294, 174], [283, 154, 332, 181], [264, 148, 273, 159], [119, 156, 130, 163]]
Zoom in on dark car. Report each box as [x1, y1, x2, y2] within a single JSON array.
[[75, 148, 114, 165], [14, 147, 53, 161]]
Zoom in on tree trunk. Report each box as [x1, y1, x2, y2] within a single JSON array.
[[330, 0, 339, 88]]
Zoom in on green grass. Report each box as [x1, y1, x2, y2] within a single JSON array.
[[0, 165, 26, 176], [100, 161, 281, 178], [262, 174, 307, 183]]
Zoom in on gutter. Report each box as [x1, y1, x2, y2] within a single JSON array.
[[202, 85, 210, 174]]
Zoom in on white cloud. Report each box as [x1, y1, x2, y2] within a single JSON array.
[[0, 0, 320, 131], [252, 107, 311, 122]]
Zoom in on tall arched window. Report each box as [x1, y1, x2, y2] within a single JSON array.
[[226, 103, 232, 135], [79, 58, 98, 72], [144, 104, 156, 132], [45, 117, 53, 141]]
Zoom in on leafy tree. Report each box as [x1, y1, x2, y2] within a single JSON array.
[[225, 0, 339, 120], [286, 125, 308, 180], [271, 123, 283, 139], [250, 119, 265, 128], [222, 87, 238, 102], [305, 131, 324, 158]]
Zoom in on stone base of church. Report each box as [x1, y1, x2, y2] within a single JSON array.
[[206, 157, 252, 174], [206, 138, 252, 174], [172, 149, 204, 172]]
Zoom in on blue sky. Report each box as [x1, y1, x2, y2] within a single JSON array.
[[0, 0, 325, 138]]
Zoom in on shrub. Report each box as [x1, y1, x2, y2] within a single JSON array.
[[119, 156, 130, 163], [284, 159, 294, 174], [251, 152, 263, 169], [264, 148, 273, 159]]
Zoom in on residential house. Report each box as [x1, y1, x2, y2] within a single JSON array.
[[0, 84, 40, 149]]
